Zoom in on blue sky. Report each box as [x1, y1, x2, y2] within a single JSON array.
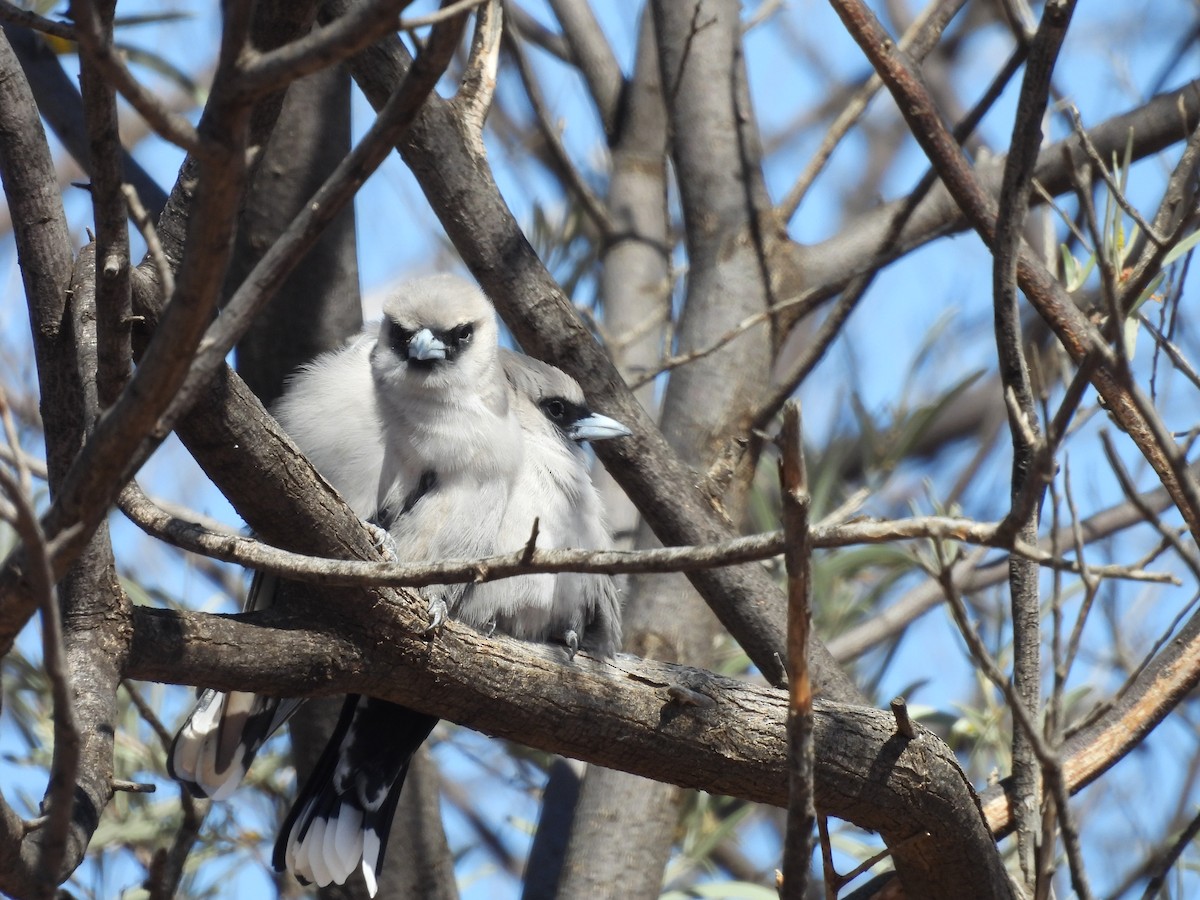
[[2, 1, 1200, 897]]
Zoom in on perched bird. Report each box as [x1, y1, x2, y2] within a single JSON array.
[[274, 353, 629, 896], [456, 352, 627, 657], [168, 354, 628, 802], [273, 274, 524, 894], [168, 274, 509, 801]]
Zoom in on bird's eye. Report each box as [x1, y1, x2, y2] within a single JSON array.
[[450, 323, 473, 345], [387, 321, 414, 352], [542, 398, 567, 422]]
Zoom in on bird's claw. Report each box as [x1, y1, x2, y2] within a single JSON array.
[[563, 629, 579, 659], [423, 594, 448, 636], [367, 523, 397, 561]]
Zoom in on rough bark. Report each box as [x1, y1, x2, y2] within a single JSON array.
[[124, 600, 1012, 900]]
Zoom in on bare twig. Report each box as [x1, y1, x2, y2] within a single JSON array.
[[122, 682, 208, 900], [931, 541, 1094, 899], [122, 184, 174, 305], [503, 20, 615, 234], [1139, 804, 1200, 899], [234, 0, 431, 100], [0, 388, 79, 894], [0, 2, 75, 41], [1064, 104, 1166, 246], [779, 402, 814, 899], [545, 0, 623, 135], [890, 697, 916, 739], [992, 3, 1077, 884], [117, 479, 1174, 588], [778, 0, 968, 221]]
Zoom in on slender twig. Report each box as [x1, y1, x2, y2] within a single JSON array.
[[1064, 105, 1166, 246], [816, 816, 837, 900], [0, 389, 79, 893], [0, 2, 74, 40], [778, 0, 968, 221], [931, 541, 1094, 899], [1139, 805, 1200, 899], [402, 0, 487, 30], [122, 184, 174, 305], [122, 681, 208, 900], [1138, 313, 1200, 394], [111, 779, 155, 794], [0, 437, 46, 481], [629, 290, 820, 391], [993, 4, 1076, 884], [117, 479, 1174, 588], [1100, 431, 1200, 583], [779, 402, 814, 899], [1120, 119, 1200, 313], [503, 20, 615, 235], [1054, 458, 1098, 719], [234, 0, 451, 100]]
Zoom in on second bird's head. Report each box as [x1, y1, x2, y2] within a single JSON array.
[[370, 274, 501, 392]]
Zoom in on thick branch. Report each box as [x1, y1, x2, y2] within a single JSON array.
[[125, 602, 1008, 898]]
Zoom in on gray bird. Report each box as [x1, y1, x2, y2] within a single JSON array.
[[457, 352, 626, 657], [275, 274, 524, 893], [168, 351, 628, 802], [167, 274, 513, 803]]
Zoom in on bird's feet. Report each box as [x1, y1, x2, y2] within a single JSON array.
[[366, 522, 397, 561], [562, 628, 579, 660], [423, 589, 449, 636]]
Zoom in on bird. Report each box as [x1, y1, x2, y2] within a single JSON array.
[[455, 351, 627, 657], [273, 273, 524, 895], [164, 273, 628, 894], [274, 351, 629, 896], [170, 273, 519, 804]]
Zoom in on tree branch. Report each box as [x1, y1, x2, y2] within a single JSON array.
[[124, 601, 1010, 899]]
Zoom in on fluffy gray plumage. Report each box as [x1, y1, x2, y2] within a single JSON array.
[[457, 352, 624, 656], [166, 274, 628, 895]]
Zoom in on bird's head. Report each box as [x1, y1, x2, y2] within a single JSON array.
[[371, 274, 501, 394], [501, 350, 631, 444]]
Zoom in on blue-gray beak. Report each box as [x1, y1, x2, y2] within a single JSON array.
[[565, 412, 632, 442], [408, 328, 447, 361]]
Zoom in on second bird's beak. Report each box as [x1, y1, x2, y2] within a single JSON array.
[[566, 412, 632, 442]]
